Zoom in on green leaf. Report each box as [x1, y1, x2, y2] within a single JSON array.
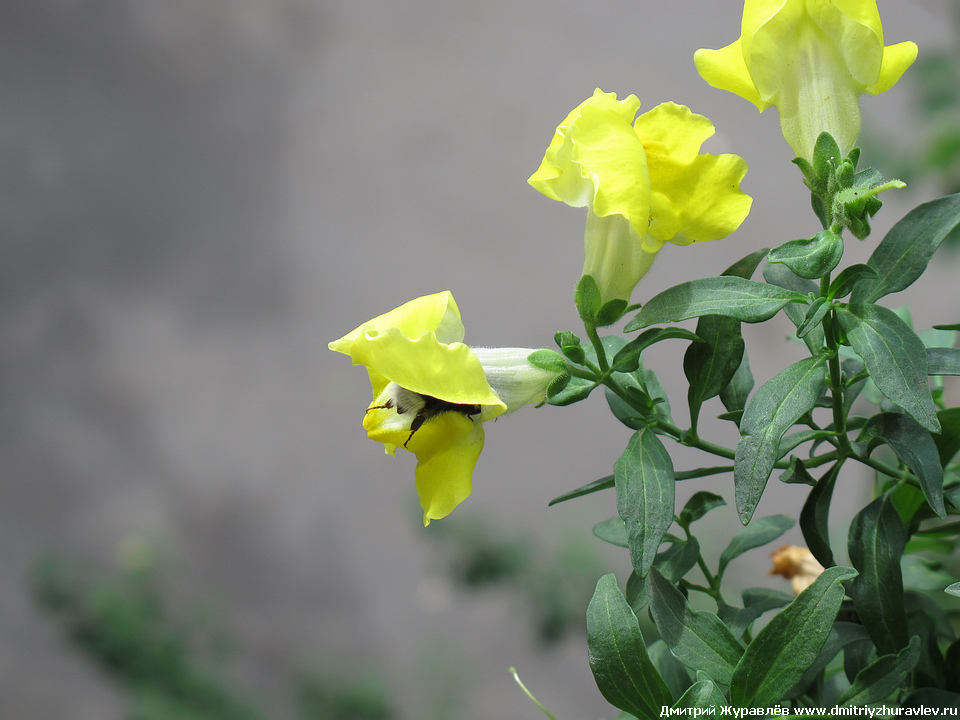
[[723, 247, 771, 280], [766, 230, 843, 280], [652, 538, 701, 584], [799, 463, 840, 568], [555, 330, 585, 364], [837, 304, 940, 433], [720, 351, 754, 416], [593, 517, 629, 548], [901, 689, 960, 711], [611, 328, 703, 373], [586, 574, 672, 719], [945, 581, 960, 597], [576, 275, 602, 325], [795, 297, 831, 339], [526, 349, 568, 375], [672, 676, 727, 711], [647, 568, 744, 685], [546, 375, 596, 406], [786, 621, 871, 701], [827, 264, 877, 300], [719, 588, 794, 640], [734, 356, 828, 523], [855, 412, 946, 518], [848, 494, 909, 655], [927, 347, 960, 375], [678, 491, 727, 527], [684, 315, 744, 432], [718, 514, 795, 578], [729, 565, 857, 708], [836, 636, 920, 707], [615, 428, 675, 579], [548, 475, 614, 506], [763, 263, 824, 353], [624, 277, 807, 331], [934, 407, 960, 466], [598, 298, 629, 327], [852, 193, 960, 303]]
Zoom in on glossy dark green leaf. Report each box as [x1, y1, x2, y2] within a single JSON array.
[[838, 304, 940, 433], [729, 566, 857, 708], [734, 356, 828, 523], [611, 328, 703, 373], [547, 475, 614, 506], [593, 517, 629, 548], [587, 574, 672, 719], [856, 412, 945, 517], [848, 494, 909, 655], [615, 428, 675, 579], [799, 463, 840, 568], [852, 193, 960, 303], [624, 277, 807, 331], [684, 315, 744, 432], [678, 491, 727, 527], [836, 636, 920, 707], [718, 514, 795, 577], [927, 347, 960, 375], [647, 568, 744, 685]]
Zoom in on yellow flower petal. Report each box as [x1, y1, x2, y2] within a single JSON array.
[[328, 291, 464, 354], [867, 40, 919, 95], [349, 327, 506, 412], [408, 413, 485, 525]]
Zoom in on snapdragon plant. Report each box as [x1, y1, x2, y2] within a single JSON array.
[[331, 0, 960, 714]]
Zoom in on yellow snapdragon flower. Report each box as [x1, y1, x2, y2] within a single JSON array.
[[330, 291, 560, 525], [529, 89, 752, 306], [695, 0, 918, 161]]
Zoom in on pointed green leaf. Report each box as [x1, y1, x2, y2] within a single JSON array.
[[856, 412, 945, 518], [852, 193, 960, 303], [786, 622, 871, 701], [827, 264, 878, 300], [719, 588, 794, 640], [767, 230, 843, 280], [927, 347, 960, 375], [730, 566, 857, 708], [678, 491, 727, 527], [720, 351, 754, 416], [587, 574, 672, 719], [933, 407, 960, 467], [848, 494, 909, 655], [673, 676, 727, 711], [647, 568, 744, 685], [593, 517, 629, 548], [796, 297, 831, 338], [576, 274, 602, 325], [624, 277, 807, 331], [611, 328, 703, 373], [652, 538, 701, 584], [548, 475, 614, 506], [615, 428, 675, 579], [718, 514, 795, 577], [734, 356, 828, 523], [945, 581, 960, 597], [763, 263, 824, 353], [684, 315, 744, 432], [838, 304, 940, 432], [836, 636, 920, 707], [799, 463, 840, 568]]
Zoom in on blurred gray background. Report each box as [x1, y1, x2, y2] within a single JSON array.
[[2, 0, 956, 717]]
